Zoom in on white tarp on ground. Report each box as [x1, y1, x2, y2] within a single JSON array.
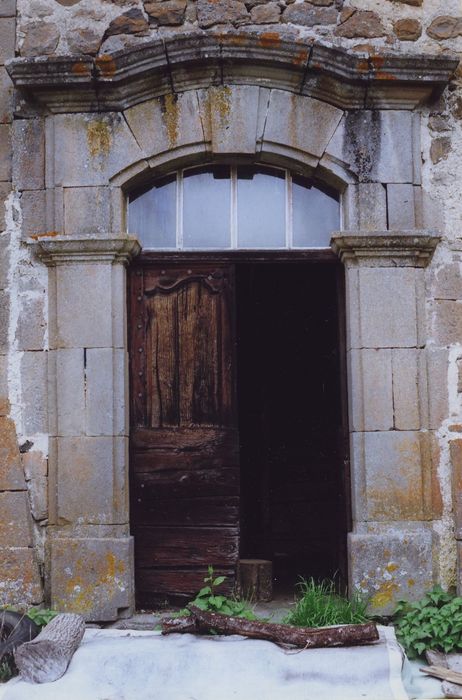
[[0, 625, 418, 700]]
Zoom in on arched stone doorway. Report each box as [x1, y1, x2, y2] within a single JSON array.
[[9, 35, 450, 619]]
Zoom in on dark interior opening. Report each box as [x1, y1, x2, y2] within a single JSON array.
[[236, 262, 348, 593]]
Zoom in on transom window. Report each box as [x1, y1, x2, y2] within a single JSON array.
[[128, 165, 340, 250]]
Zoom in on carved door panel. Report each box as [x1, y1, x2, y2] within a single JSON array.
[[129, 264, 239, 605]]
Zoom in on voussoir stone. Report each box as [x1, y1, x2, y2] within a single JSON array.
[[21, 22, 60, 57], [250, 2, 280, 24], [394, 18, 422, 41], [282, 3, 337, 26], [335, 10, 386, 38], [144, 0, 187, 25], [427, 16, 462, 41], [197, 0, 250, 28], [105, 8, 149, 37]]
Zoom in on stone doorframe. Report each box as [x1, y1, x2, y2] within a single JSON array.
[[7, 36, 456, 620]]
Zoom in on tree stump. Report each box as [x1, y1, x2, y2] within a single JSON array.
[[237, 559, 273, 602], [14, 613, 85, 683]]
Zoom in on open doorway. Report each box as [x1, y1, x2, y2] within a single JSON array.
[[236, 262, 348, 594]]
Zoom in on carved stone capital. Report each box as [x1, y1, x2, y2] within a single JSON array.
[[330, 231, 441, 267], [31, 236, 141, 266]]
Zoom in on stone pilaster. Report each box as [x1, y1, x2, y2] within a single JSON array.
[[332, 230, 440, 613], [33, 235, 140, 621]]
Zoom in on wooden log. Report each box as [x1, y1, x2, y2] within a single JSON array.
[[162, 606, 379, 649], [237, 559, 273, 602], [14, 613, 85, 683]]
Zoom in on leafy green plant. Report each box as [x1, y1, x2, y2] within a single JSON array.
[[393, 586, 462, 659], [283, 577, 370, 628], [179, 566, 257, 620], [0, 659, 15, 683], [25, 607, 58, 628]]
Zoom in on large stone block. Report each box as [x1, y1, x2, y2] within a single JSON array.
[[387, 184, 416, 230], [49, 536, 134, 621], [64, 187, 111, 236], [0, 546, 43, 607], [54, 264, 115, 349], [0, 123, 11, 181], [20, 189, 46, 239], [0, 182, 11, 233], [433, 300, 462, 346], [12, 119, 45, 190], [0, 67, 13, 124], [0, 290, 10, 352], [49, 113, 144, 187], [0, 18, 15, 66], [0, 416, 26, 489], [85, 348, 127, 437], [450, 439, 462, 538], [27, 475, 48, 521], [426, 347, 449, 430], [358, 267, 417, 348], [392, 348, 422, 430], [124, 90, 205, 160], [21, 351, 48, 434], [0, 491, 33, 545], [16, 295, 46, 350], [343, 183, 387, 231], [349, 527, 434, 614], [353, 431, 424, 521], [54, 348, 85, 436], [56, 436, 127, 524], [0, 352, 8, 415], [263, 90, 343, 164], [431, 262, 462, 300], [348, 348, 393, 431]]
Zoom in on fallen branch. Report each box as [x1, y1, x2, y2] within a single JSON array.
[[14, 613, 85, 683], [162, 606, 379, 649], [420, 665, 462, 686]]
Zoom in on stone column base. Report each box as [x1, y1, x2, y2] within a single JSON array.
[[349, 525, 434, 614], [49, 537, 134, 621]]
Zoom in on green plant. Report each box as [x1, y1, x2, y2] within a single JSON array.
[[179, 566, 257, 620], [283, 577, 370, 628], [393, 586, 462, 659], [25, 607, 58, 628], [0, 659, 15, 683]]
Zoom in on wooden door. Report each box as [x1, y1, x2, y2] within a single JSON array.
[[129, 264, 239, 606]]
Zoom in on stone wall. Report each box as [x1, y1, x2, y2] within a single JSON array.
[[2, 0, 462, 618]]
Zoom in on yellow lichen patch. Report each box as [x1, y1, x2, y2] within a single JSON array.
[[370, 581, 399, 609], [160, 94, 179, 147], [86, 120, 111, 159], [408, 578, 415, 587], [386, 563, 398, 573], [29, 231, 61, 239], [210, 86, 232, 131]]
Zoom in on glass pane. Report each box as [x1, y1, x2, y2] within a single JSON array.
[[128, 175, 176, 248], [237, 166, 285, 248], [293, 178, 340, 248], [183, 166, 231, 249]]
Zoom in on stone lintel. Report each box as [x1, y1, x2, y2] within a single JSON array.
[[5, 35, 458, 114], [331, 230, 440, 267], [30, 236, 141, 266]]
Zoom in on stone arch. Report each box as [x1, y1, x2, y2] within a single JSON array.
[[14, 35, 453, 619]]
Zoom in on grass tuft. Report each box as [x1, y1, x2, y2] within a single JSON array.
[[283, 577, 370, 628]]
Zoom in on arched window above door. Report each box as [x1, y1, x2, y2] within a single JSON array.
[[128, 165, 340, 250]]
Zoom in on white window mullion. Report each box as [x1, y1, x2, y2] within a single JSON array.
[[286, 170, 293, 249], [177, 170, 184, 250], [230, 166, 238, 249]]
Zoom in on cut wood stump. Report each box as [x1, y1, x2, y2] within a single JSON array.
[[14, 613, 85, 684], [237, 559, 272, 602], [162, 606, 379, 649]]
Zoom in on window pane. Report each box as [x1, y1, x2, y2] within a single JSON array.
[[293, 178, 339, 248], [183, 166, 231, 249], [237, 166, 285, 248], [128, 175, 176, 248]]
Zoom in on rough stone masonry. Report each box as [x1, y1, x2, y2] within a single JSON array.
[[1, 0, 462, 620]]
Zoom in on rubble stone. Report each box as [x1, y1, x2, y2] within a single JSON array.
[[21, 22, 60, 57], [68, 27, 103, 55], [282, 3, 337, 26], [144, 0, 187, 25], [105, 9, 149, 37], [427, 16, 462, 41], [197, 0, 250, 28], [335, 10, 386, 38], [250, 2, 280, 24], [394, 18, 421, 41]]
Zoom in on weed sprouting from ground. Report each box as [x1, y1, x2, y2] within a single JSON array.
[[283, 577, 370, 628]]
